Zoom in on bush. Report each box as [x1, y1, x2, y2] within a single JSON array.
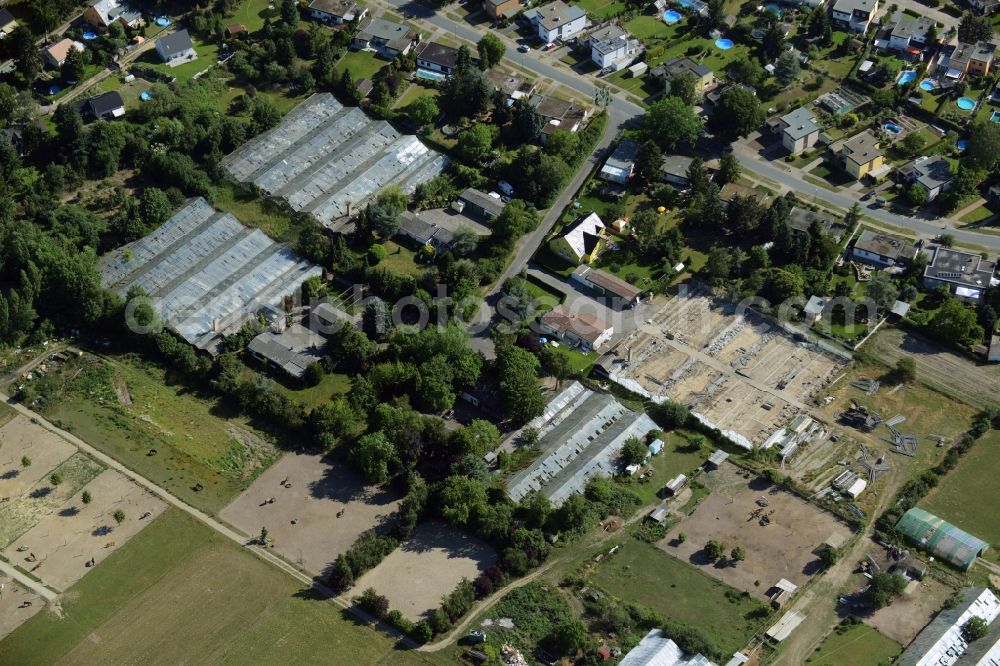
[[354, 587, 390, 620], [367, 244, 387, 265]]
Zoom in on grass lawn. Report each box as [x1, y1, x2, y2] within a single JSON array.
[[573, 0, 627, 19], [0, 508, 434, 665], [336, 49, 388, 82], [210, 180, 302, 243], [140, 36, 220, 84], [809, 162, 855, 188], [523, 275, 565, 313], [589, 539, 770, 658], [43, 353, 279, 516], [620, 430, 711, 506], [805, 622, 902, 665], [393, 80, 439, 110], [921, 430, 1000, 560], [234, 0, 277, 33], [270, 371, 352, 411], [544, 344, 599, 376], [625, 14, 671, 40], [377, 240, 426, 278], [960, 203, 996, 224]]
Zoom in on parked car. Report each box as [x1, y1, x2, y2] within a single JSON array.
[[518, 44, 530, 53]]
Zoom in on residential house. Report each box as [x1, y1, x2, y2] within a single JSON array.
[[351, 16, 419, 58], [831, 130, 884, 179], [649, 56, 715, 96], [155, 30, 197, 65], [719, 181, 770, 207], [788, 206, 848, 241], [538, 305, 614, 351], [485, 0, 523, 20], [523, 1, 587, 43], [659, 154, 695, 186], [969, 0, 1000, 14], [850, 229, 913, 267], [550, 212, 605, 263], [43, 38, 85, 69], [455, 188, 506, 220], [830, 0, 879, 32], [83, 91, 125, 120], [887, 11, 935, 54], [307, 0, 367, 24], [531, 95, 589, 137], [311, 301, 352, 331], [776, 106, 820, 154], [396, 211, 455, 249], [485, 70, 537, 101], [897, 155, 954, 201], [226, 23, 247, 38], [586, 24, 641, 70], [922, 245, 996, 300], [802, 295, 828, 323], [83, 0, 142, 29], [0, 8, 17, 36], [247, 323, 327, 381], [571, 265, 643, 306], [416, 41, 463, 75], [598, 138, 640, 185], [940, 41, 996, 79]]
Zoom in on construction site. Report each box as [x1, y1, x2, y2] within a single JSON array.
[[595, 285, 850, 448], [221, 93, 448, 232]]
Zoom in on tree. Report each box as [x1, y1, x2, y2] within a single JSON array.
[[862, 572, 907, 609], [705, 246, 733, 279], [705, 539, 726, 561], [350, 431, 398, 484], [594, 83, 612, 108], [728, 56, 765, 89], [894, 357, 917, 383], [113, 509, 126, 524], [139, 188, 173, 229], [546, 619, 586, 655], [730, 545, 746, 563], [711, 86, 764, 140], [355, 587, 391, 619], [900, 132, 926, 159], [819, 546, 838, 567], [634, 140, 663, 185], [61, 46, 85, 82], [259, 526, 269, 545], [649, 400, 689, 429], [21, 455, 30, 467], [495, 342, 545, 424], [666, 71, 697, 106], [50, 471, 63, 486], [774, 51, 800, 86], [477, 33, 505, 69], [966, 121, 1000, 171], [930, 298, 983, 345], [906, 183, 928, 207], [959, 12, 993, 44], [281, 0, 299, 26], [438, 475, 488, 527], [866, 272, 899, 311], [405, 95, 439, 128], [456, 123, 497, 163], [762, 21, 786, 61], [718, 152, 741, 185], [643, 96, 702, 150], [362, 296, 392, 340], [965, 616, 990, 642], [82, 490, 92, 504], [620, 437, 647, 466]]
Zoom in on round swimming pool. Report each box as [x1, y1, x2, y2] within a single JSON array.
[[155, 16, 171, 27], [139, 91, 153, 101], [662, 9, 682, 23], [957, 139, 968, 151], [957, 96, 977, 110], [764, 3, 781, 15], [919, 79, 936, 91], [82, 31, 97, 40], [883, 123, 902, 135], [715, 38, 734, 50]]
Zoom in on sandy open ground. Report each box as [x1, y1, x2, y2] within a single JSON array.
[[0, 415, 77, 499], [0, 573, 42, 641], [352, 521, 497, 622], [220, 451, 402, 575], [2, 469, 167, 592], [864, 576, 953, 644], [661, 464, 853, 600]]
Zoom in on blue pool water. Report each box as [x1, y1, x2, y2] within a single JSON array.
[[919, 79, 936, 91], [48, 85, 60, 95], [82, 31, 97, 40], [957, 139, 968, 151], [663, 9, 682, 23], [957, 96, 977, 110], [883, 123, 902, 135], [991, 110, 1000, 123], [416, 69, 446, 82], [155, 16, 171, 26], [715, 38, 734, 50], [764, 3, 781, 15], [139, 91, 153, 101], [678, 0, 706, 10], [897, 70, 917, 85]]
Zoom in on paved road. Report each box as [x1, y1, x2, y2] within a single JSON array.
[[0, 558, 56, 602]]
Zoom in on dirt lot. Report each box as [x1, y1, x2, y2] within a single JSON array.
[[869, 328, 1000, 409], [220, 451, 402, 575], [352, 521, 497, 622], [862, 575, 952, 645], [0, 415, 77, 498], [660, 463, 854, 600], [0, 574, 42, 641], [600, 285, 849, 446], [2, 469, 167, 592]]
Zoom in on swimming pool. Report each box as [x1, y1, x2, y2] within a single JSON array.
[[919, 79, 936, 91], [764, 3, 781, 15], [48, 85, 60, 96], [883, 122, 902, 135], [897, 70, 917, 85], [677, 0, 707, 11], [663, 9, 682, 23], [991, 110, 1000, 123], [140, 91, 153, 101], [715, 38, 734, 50], [416, 69, 446, 82], [957, 96, 977, 111], [82, 31, 97, 40], [155, 16, 171, 27], [957, 139, 968, 151]]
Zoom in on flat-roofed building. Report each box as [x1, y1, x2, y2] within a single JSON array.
[[922, 245, 996, 301], [897, 155, 954, 201], [308, 0, 366, 24], [538, 305, 614, 351], [456, 188, 506, 220], [776, 107, 820, 154], [352, 16, 419, 58], [599, 138, 640, 184], [850, 229, 913, 267], [571, 265, 642, 306]]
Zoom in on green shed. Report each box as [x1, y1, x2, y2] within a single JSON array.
[[895, 507, 989, 571]]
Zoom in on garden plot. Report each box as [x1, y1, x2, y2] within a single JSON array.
[[3, 469, 167, 592], [0, 574, 42, 641], [660, 463, 853, 600], [0, 415, 77, 498], [220, 451, 402, 575], [351, 522, 497, 622]]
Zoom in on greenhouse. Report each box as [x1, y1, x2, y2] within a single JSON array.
[[895, 507, 988, 571]]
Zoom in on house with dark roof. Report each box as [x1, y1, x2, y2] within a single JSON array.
[[308, 0, 367, 24], [659, 154, 695, 186], [897, 155, 954, 201], [247, 323, 327, 380], [599, 138, 640, 185], [456, 188, 506, 220], [396, 211, 456, 249], [649, 56, 715, 95], [352, 16, 419, 58], [788, 206, 847, 241], [0, 8, 18, 36], [83, 91, 125, 120], [850, 229, 913, 267], [922, 245, 996, 301], [416, 41, 464, 75], [155, 30, 197, 65], [531, 95, 590, 134], [571, 265, 642, 306]]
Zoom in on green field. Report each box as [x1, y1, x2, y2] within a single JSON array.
[[589, 539, 770, 657], [573, 0, 627, 19], [806, 622, 901, 665], [271, 370, 352, 410], [336, 50, 388, 82], [210, 180, 305, 243], [921, 430, 1000, 559], [42, 353, 279, 515], [620, 430, 710, 506], [0, 509, 435, 666], [140, 35, 221, 84]]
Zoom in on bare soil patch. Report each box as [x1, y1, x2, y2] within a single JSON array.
[[863, 576, 953, 645], [0, 574, 42, 640], [0, 415, 77, 499]]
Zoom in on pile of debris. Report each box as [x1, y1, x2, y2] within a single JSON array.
[[850, 378, 880, 395], [886, 424, 917, 456], [840, 402, 882, 432]]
